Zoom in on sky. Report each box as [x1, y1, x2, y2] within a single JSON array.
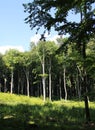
[[0, 0, 34, 54], [0, 0, 59, 54], [0, 0, 81, 54]]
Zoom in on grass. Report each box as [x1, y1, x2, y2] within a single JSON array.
[[0, 92, 95, 130]]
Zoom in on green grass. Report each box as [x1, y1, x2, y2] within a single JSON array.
[[0, 92, 95, 130]]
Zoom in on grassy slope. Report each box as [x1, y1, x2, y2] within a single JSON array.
[[0, 92, 95, 130]]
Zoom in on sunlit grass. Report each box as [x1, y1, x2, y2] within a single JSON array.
[[0, 92, 95, 130], [0, 92, 43, 105]]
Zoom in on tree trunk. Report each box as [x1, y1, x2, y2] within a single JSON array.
[[83, 41, 90, 122], [4, 78, 7, 92], [59, 75, 62, 100], [18, 77, 20, 94], [23, 67, 30, 96], [10, 70, 14, 94], [26, 71, 30, 97], [83, 69, 91, 122], [42, 77, 46, 101], [42, 51, 46, 101], [63, 68, 67, 100], [49, 58, 52, 101], [81, 2, 90, 122], [21, 78, 24, 94], [84, 95, 90, 122], [76, 66, 82, 99]]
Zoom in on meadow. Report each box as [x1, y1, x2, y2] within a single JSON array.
[[0, 92, 95, 130]]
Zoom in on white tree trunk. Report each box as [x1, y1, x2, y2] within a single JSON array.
[[42, 49, 46, 102], [49, 58, 52, 101], [10, 70, 14, 94], [42, 61, 46, 101], [4, 78, 7, 92], [36, 42, 46, 101]]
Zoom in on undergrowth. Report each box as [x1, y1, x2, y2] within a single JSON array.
[[0, 92, 95, 130]]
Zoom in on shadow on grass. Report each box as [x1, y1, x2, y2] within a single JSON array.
[[0, 103, 95, 130]]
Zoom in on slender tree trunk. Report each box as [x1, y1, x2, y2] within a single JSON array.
[[23, 67, 30, 96], [77, 74, 81, 99], [26, 71, 30, 97], [82, 40, 90, 122], [42, 77, 46, 101], [76, 66, 82, 99], [40, 81, 42, 97], [10, 70, 14, 94], [49, 58, 52, 101], [59, 75, 62, 100], [42, 51, 46, 101], [63, 67, 67, 100], [18, 76, 20, 94], [21, 78, 24, 94], [4, 78, 7, 92]]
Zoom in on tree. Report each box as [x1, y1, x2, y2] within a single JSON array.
[[23, 0, 95, 122], [0, 54, 5, 91], [20, 51, 32, 96], [23, 1, 95, 36], [35, 40, 47, 101], [44, 41, 58, 100], [3, 49, 21, 94]]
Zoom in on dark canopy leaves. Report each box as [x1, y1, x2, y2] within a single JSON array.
[[23, 0, 95, 42]]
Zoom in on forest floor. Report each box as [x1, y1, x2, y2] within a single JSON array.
[[0, 92, 95, 130]]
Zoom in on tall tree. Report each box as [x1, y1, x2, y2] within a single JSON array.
[[3, 49, 21, 94], [20, 51, 32, 96], [45, 41, 58, 100]]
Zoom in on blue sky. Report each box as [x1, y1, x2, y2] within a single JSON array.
[[0, 0, 35, 53]]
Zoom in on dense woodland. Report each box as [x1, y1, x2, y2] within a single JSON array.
[[0, 0, 95, 124], [0, 0, 95, 102], [0, 37, 95, 101]]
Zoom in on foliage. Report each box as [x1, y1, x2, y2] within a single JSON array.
[[3, 49, 21, 70], [23, 0, 95, 41], [0, 38, 95, 100]]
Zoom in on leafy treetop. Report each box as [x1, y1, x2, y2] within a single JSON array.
[[23, 0, 95, 43]]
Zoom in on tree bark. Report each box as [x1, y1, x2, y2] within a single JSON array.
[[49, 57, 52, 101], [81, 2, 91, 122], [4, 78, 7, 92], [42, 50, 46, 101], [10, 70, 14, 94], [83, 69, 91, 122], [76, 66, 82, 99], [83, 42, 91, 122], [63, 68, 67, 100], [26, 70, 30, 97], [59, 75, 62, 100]]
